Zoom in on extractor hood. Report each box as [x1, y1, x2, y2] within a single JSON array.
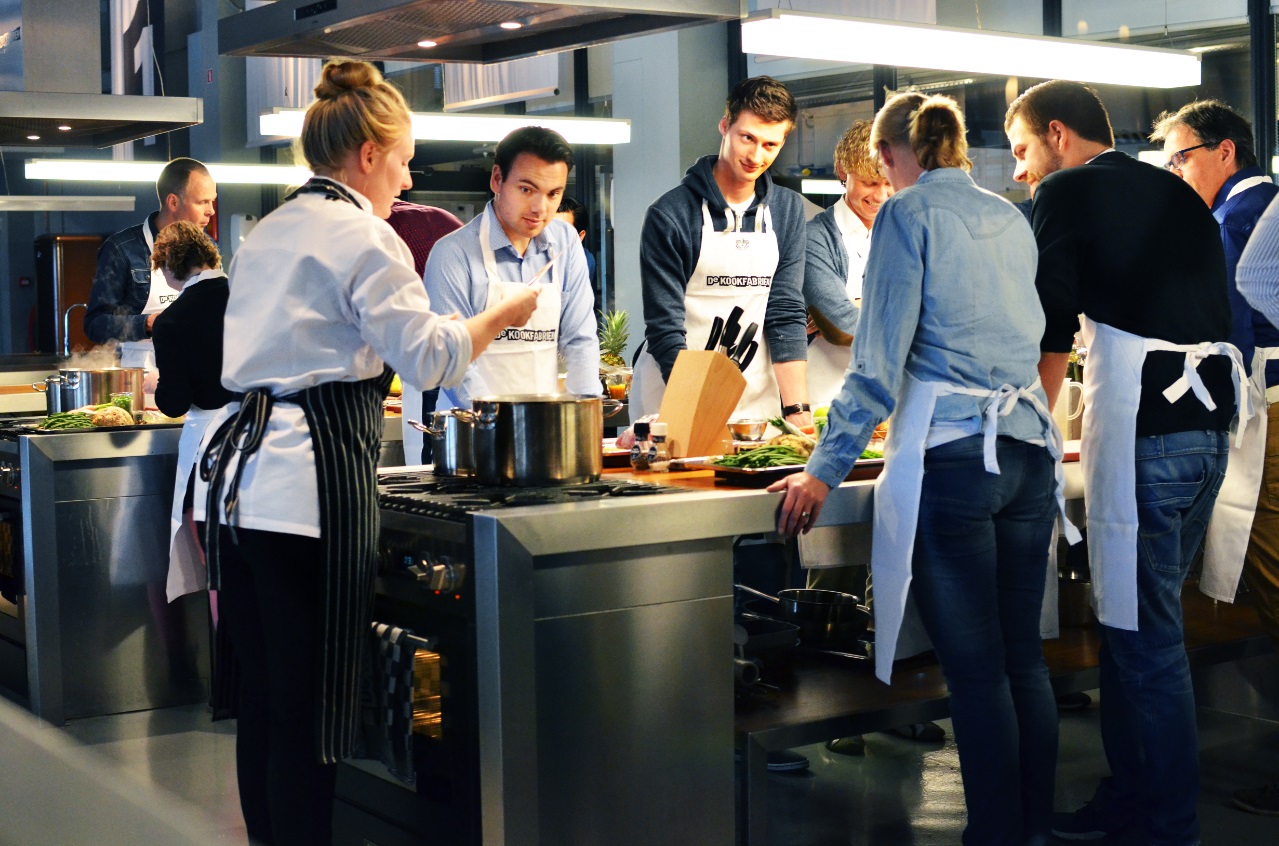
[[218, 0, 740, 64], [0, 91, 202, 148], [0, 0, 202, 147]]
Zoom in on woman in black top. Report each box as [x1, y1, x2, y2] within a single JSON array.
[[150, 220, 233, 602]]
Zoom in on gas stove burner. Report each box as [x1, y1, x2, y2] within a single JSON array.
[[378, 470, 682, 522]]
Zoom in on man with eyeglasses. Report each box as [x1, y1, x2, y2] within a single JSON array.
[[1007, 80, 1244, 846], [1155, 101, 1279, 819]]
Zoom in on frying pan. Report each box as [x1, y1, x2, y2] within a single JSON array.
[[735, 584, 870, 642]]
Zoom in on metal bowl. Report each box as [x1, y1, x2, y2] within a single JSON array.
[[728, 418, 767, 441]]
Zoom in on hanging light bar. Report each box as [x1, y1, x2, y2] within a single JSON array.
[[25, 160, 313, 185], [801, 179, 844, 195], [740, 11, 1201, 89], [259, 108, 632, 145], [0, 196, 136, 212]]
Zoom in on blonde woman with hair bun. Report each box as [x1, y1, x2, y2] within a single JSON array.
[[770, 89, 1073, 845], [195, 59, 539, 845]]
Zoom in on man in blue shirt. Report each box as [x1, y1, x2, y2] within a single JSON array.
[[1153, 99, 1279, 819], [424, 127, 599, 408]]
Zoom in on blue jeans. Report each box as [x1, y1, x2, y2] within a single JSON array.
[[910, 435, 1059, 846], [1098, 430, 1228, 846]]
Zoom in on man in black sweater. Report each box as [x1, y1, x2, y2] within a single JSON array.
[[1007, 80, 1239, 846]]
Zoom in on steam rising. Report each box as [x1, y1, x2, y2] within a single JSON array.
[[62, 341, 122, 371]]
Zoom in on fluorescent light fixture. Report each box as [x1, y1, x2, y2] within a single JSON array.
[[26, 159, 313, 185], [740, 10, 1201, 89], [259, 108, 631, 145], [802, 178, 844, 195], [0, 196, 136, 212]]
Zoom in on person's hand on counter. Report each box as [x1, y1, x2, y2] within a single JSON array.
[[767, 471, 830, 537]]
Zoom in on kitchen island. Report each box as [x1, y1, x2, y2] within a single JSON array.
[[349, 457, 1268, 846]]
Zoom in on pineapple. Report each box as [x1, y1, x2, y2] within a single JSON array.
[[598, 309, 629, 369]]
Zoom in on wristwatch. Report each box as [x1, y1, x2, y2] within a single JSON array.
[[781, 402, 811, 417]]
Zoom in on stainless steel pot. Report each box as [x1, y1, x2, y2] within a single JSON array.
[[424, 409, 476, 477], [33, 367, 144, 415], [471, 394, 623, 486]]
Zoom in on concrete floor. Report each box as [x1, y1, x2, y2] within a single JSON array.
[[30, 653, 1279, 845]]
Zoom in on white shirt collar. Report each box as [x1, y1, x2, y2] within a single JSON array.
[[832, 196, 871, 240], [310, 176, 374, 213], [181, 267, 227, 292]]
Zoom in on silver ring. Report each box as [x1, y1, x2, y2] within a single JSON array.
[[801, 511, 810, 518]]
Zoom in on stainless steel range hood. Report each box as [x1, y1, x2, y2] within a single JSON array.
[[218, 0, 740, 64], [0, 0, 201, 148]]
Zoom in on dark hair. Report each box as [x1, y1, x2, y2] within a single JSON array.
[[872, 91, 971, 172], [156, 158, 211, 207], [1149, 99, 1258, 170], [494, 126, 574, 180], [724, 76, 797, 131], [1005, 80, 1115, 148], [151, 220, 221, 279], [557, 195, 587, 232]]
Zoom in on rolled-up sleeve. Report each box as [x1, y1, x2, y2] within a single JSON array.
[[1238, 196, 1279, 327]]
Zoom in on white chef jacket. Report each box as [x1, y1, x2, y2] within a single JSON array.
[[193, 178, 472, 536]]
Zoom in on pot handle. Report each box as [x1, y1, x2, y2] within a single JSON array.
[[733, 583, 780, 604], [601, 399, 625, 419], [32, 382, 48, 392], [404, 418, 432, 434]]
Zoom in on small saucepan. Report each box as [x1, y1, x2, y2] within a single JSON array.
[[735, 584, 870, 644]]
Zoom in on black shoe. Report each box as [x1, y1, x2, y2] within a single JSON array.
[[1056, 691, 1093, 711], [889, 722, 945, 742], [1051, 790, 1132, 841], [765, 749, 810, 772], [824, 736, 866, 756], [1232, 782, 1279, 816]]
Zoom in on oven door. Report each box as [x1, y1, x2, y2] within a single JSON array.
[[0, 498, 26, 698]]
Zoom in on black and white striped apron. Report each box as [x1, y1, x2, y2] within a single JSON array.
[[201, 368, 394, 763]]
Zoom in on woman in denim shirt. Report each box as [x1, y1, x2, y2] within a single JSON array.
[[771, 92, 1073, 846]]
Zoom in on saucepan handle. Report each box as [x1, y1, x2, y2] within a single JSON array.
[[601, 399, 625, 419]]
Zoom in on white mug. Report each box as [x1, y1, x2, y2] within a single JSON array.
[[1053, 379, 1084, 438]]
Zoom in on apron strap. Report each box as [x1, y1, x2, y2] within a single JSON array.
[[1147, 338, 1252, 447]]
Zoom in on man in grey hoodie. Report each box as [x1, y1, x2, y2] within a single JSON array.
[[632, 76, 811, 432]]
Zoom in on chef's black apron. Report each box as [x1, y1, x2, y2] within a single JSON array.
[[201, 175, 395, 763]]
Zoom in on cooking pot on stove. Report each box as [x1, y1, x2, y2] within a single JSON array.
[[33, 367, 143, 415], [423, 409, 476, 477], [471, 394, 623, 486]]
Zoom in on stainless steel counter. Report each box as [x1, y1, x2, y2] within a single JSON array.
[[0, 427, 209, 724]]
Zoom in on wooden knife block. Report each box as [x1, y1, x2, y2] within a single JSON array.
[[658, 350, 746, 457]]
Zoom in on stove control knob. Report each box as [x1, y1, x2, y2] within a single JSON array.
[[429, 556, 466, 592]]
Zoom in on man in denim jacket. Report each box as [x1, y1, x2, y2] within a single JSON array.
[[84, 158, 217, 355]]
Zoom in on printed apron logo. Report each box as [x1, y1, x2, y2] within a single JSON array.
[[735, 239, 751, 250], [705, 275, 772, 288], [496, 328, 558, 342]]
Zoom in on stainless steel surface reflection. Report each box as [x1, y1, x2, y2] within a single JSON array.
[[472, 394, 604, 486]]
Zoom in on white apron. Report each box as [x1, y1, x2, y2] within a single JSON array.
[[465, 209, 563, 398], [869, 373, 1079, 683], [631, 202, 780, 422], [799, 215, 869, 570], [1199, 174, 1275, 601], [166, 406, 217, 601], [1079, 317, 1250, 630], [1200, 344, 1279, 600], [119, 219, 177, 372]]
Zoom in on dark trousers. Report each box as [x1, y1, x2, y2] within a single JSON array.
[[217, 526, 335, 846]]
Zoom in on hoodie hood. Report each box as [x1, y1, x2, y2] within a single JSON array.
[[681, 155, 777, 232]]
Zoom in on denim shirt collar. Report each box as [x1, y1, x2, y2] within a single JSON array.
[[915, 167, 977, 189]]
